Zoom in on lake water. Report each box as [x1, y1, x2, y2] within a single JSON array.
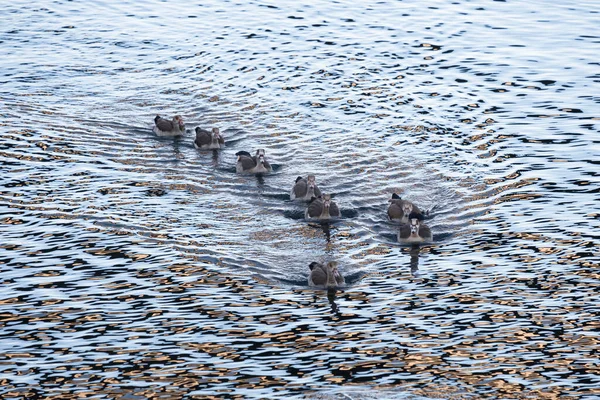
[[1, 0, 599, 398]]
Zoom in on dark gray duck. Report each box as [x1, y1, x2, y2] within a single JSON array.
[[305, 194, 340, 220], [308, 261, 345, 287], [290, 175, 322, 201], [235, 149, 273, 174], [398, 213, 433, 243], [153, 115, 185, 137], [387, 193, 423, 223], [194, 127, 224, 149]]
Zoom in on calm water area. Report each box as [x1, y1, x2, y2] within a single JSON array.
[[1, 0, 599, 398]]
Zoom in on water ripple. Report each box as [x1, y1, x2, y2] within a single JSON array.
[[1, 0, 599, 398]]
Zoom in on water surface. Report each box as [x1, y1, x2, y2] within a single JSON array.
[[1, 0, 599, 398]]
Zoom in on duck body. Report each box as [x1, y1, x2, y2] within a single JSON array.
[[153, 115, 185, 137], [305, 194, 340, 220], [194, 127, 224, 150], [398, 213, 433, 243], [308, 261, 345, 287], [388, 193, 423, 223], [290, 175, 322, 201], [235, 149, 273, 174]]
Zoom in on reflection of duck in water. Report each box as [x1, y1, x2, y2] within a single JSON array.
[[305, 194, 340, 220], [290, 175, 321, 201], [308, 261, 345, 287], [235, 149, 273, 174], [194, 127, 224, 149], [398, 213, 433, 243], [318, 221, 332, 243], [153, 115, 185, 137], [388, 193, 424, 223], [409, 244, 421, 277], [327, 288, 341, 314]]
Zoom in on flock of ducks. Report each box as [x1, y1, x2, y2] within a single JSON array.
[[153, 115, 433, 288]]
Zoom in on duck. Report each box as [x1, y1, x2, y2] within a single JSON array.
[[153, 115, 185, 137], [235, 149, 273, 174], [290, 175, 322, 201], [305, 194, 340, 220], [398, 213, 433, 243], [194, 127, 224, 149], [308, 261, 345, 287], [387, 193, 424, 223]]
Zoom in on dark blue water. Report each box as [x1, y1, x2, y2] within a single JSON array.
[[1, 0, 599, 398]]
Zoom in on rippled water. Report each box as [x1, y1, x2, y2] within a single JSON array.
[[1, 0, 599, 398]]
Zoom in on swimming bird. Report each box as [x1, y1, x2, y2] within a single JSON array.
[[398, 213, 433, 243], [235, 149, 273, 174], [194, 127, 224, 149], [387, 193, 424, 223], [305, 194, 340, 220], [308, 261, 345, 287], [290, 175, 321, 201], [153, 115, 185, 137]]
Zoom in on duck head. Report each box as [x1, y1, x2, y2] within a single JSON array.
[[322, 194, 332, 210], [174, 115, 185, 130], [409, 218, 420, 235], [402, 202, 414, 216], [211, 128, 222, 141], [307, 175, 317, 190], [408, 212, 424, 235], [255, 149, 267, 164], [327, 261, 341, 280]]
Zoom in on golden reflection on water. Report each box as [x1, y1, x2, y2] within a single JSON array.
[[4, 252, 591, 397]]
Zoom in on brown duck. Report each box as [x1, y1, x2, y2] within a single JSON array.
[[305, 194, 340, 220], [308, 261, 345, 287], [387, 193, 423, 223], [194, 127, 224, 149], [290, 175, 322, 201], [398, 213, 433, 243], [153, 115, 185, 137], [235, 149, 273, 174]]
